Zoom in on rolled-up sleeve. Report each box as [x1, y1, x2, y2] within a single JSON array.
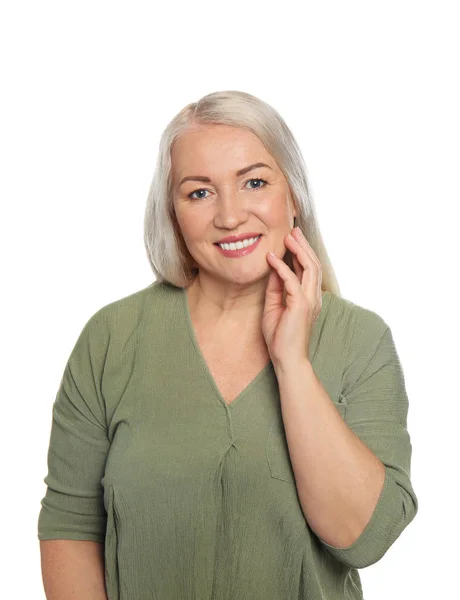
[[318, 325, 419, 569], [37, 310, 111, 542]]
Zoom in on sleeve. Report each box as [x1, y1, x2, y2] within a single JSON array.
[[37, 309, 111, 542], [318, 325, 419, 569]]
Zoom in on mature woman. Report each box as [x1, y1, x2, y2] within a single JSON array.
[[38, 90, 418, 600]]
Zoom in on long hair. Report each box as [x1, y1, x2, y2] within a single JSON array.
[[143, 90, 341, 296]]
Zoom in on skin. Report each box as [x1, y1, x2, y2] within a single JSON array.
[[171, 122, 319, 339], [171, 124, 389, 551]]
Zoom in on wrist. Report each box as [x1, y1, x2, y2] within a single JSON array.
[[273, 357, 313, 379]]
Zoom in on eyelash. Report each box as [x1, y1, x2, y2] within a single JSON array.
[[187, 178, 268, 200]]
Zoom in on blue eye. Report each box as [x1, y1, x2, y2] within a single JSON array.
[[245, 177, 268, 190], [188, 178, 268, 200], [188, 188, 209, 200]]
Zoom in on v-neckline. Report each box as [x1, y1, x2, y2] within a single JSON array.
[[180, 286, 274, 410]]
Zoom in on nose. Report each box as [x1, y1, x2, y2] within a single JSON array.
[[213, 187, 250, 229]]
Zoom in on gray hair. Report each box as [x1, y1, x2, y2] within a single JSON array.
[[143, 90, 341, 295]]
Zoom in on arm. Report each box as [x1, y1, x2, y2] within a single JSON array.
[[275, 325, 418, 569], [276, 359, 386, 550], [37, 309, 111, 596], [40, 540, 108, 600]]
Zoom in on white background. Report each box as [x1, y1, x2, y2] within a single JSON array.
[[2, 1, 458, 598]]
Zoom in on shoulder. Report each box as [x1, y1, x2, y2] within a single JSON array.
[[327, 291, 389, 340], [83, 280, 170, 332], [58, 281, 179, 423], [71, 281, 174, 358], [93, 281, 161, 321], [326, 292, 392, 385]]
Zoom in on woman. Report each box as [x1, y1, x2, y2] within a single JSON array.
[[38, 90, 418, 599]]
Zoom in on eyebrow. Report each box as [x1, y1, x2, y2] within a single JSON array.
[[179, 162, 273, 186]]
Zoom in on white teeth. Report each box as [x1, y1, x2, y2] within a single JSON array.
[[218, 235, 260, 251]]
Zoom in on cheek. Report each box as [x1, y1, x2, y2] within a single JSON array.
[[175, 209, 204, 240], [258, 193, 291, 223]]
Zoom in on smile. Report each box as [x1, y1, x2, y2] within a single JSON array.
[[214, 235, 262, 257]]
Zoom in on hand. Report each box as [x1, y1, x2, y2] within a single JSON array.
[[262, 226, 323, 369]]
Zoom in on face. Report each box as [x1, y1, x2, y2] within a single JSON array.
[[171, 123, 297, 285]]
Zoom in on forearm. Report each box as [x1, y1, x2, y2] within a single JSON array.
[[274, 359, 386, 549], [40, 540, 108, 600]]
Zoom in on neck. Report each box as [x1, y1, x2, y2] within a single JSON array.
[[186, 274, 267, 334]]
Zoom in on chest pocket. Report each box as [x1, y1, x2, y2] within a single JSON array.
[[265, 394, 348, 484]]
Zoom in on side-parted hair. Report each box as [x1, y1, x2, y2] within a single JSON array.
[[143, 89, 341, 296]]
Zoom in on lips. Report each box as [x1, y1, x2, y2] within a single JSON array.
[[214, 232, 262, 244], [214, 235, 261, 247], [214, 234, 262, 257]]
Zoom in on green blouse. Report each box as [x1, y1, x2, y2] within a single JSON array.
[[37, 281, 418, 599]]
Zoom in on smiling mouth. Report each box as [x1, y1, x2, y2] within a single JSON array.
[[213, 234, 263, 257], [214, 235, 262, 249]]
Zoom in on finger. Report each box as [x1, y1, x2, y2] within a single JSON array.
[[264, 257, 285, 311], [267, 251, 301, 301], [291, 251, 303, 282], [292, 229, 323, 300], [292, 228, 321, 269], [285, 235, 317, 298]]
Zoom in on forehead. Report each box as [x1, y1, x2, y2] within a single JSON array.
[[171, 124, 273, 175]]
